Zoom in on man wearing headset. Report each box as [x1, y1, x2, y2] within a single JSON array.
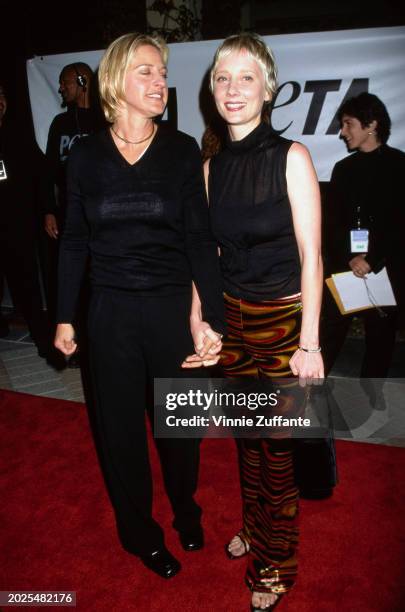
[[44, 63, 96, 246], [42, 63, 98, 366]]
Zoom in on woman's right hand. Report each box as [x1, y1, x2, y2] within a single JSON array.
[[289, 348, 324, 384], [54, 323, 77, 355]]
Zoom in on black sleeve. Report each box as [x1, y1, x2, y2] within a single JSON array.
[[325, 163, 351, 272], [56, 143, 89, 323], [182, 139, 226, 335], [364, 218, 389, 273], [42, 118, 60, 216], [363, 157, 403, 273], [366, 180, 398, 274]]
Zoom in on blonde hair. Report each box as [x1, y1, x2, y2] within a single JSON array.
[[209, 32, 278, 100], [98, 32, 169, 123]]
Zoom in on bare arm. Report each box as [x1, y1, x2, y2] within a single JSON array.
[[190, 157, 211, 336], [182, 141, 225, 335], [186, 281, 222, 362], [183, 158, 223, 368], [286, 142, 324, 379]]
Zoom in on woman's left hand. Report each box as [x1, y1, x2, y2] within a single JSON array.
[[289, 349, 324, 385]]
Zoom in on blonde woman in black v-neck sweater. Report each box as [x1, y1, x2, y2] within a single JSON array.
[[54, 33, 225, 580]]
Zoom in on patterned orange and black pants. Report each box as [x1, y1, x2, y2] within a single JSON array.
[[220, 292, 302, 595]]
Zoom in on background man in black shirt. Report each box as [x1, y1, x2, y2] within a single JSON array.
[[42, 63, 98, 366], [44, 62, 97, 240]]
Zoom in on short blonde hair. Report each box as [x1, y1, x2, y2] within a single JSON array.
[[210, 32, 278, 100], [98, 32, 169, 123]]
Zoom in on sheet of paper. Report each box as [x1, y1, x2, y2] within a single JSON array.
[[332, 267, 396, 312]]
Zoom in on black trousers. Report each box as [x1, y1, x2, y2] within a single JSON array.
[[0, 230, 49, 351], [320, 290, 398, 378], [87, 288, 202, 556]]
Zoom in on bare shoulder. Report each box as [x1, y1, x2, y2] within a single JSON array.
[[287, 141, 316, 176], [287, 141, 312, 162]]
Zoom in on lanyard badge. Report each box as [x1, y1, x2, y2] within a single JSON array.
[[350, 229, 369, 253], [350, 204, 369, 253], [0, 160, 7, 181]]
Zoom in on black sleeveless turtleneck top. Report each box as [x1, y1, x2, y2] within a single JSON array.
[[209, 122, 301, 301]]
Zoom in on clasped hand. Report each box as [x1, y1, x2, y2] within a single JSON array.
[[182, 319, 223, 368]]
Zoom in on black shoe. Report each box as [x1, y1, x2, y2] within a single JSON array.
[[371, 393, 387, 412], [139, 547, 181, 579], [179, 525, 204, 551]]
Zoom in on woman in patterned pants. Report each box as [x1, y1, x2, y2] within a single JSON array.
[[184, 33, 324, 610]]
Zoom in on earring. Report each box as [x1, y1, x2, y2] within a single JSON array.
[[368, 131, 375, 135]]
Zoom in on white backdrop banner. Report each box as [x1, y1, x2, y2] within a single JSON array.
[[27, 26, 405, 180]]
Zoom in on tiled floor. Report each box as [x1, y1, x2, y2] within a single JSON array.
[[0, 318, 84, 402]]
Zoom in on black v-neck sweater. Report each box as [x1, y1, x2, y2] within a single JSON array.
[[57, 124, 225, 333]]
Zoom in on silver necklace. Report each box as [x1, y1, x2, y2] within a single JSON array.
[[110, 123, 155, 145]]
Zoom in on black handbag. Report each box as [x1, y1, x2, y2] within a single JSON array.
[[293, 385, 338, 499]]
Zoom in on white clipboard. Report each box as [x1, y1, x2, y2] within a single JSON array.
[[325, 267, 396, 314]]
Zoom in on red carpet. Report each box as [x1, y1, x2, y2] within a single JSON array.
[[1, 389, 405, 611]]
